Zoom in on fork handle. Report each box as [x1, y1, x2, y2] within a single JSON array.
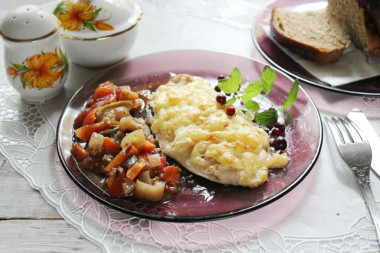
[[357, 176, 380, 248]]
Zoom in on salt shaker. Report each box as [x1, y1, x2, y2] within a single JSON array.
[[0, 5, 69, 104]]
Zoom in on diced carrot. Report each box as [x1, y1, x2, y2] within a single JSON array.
[[107, 167, 126, 197], [71, 143, 88, 161], [106, 144, 137, 172], [160, 166, 181, 186], [102, 137, 120, 156], [126, 159, 147, 181], [74, 121, 112, 141], [140, 140, 156, 153]]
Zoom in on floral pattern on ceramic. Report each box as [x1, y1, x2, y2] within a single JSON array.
[[53, 0, 114, 32], [6, 47, 68, 90]]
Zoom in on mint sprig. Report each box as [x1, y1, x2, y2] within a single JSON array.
[[217, 66, 299, 126]]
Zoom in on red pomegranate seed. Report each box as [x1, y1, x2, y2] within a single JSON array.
[[216, 95, 226, 104], [226, 107, 235, 116], [270, 127, 284, 136]]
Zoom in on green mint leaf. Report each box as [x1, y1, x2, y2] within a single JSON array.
[[282, 79, 299, 109], [284, 111, 291, 125], [243, 81, 262, 100], [261, 66, 276, 95], [226, 97, 237, 105], [218, 67, 242, 94], [244, 100, 260, 111], [255, 109, 278, 126]]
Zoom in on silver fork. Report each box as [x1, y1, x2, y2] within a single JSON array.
[[325, 116, 380, 247]]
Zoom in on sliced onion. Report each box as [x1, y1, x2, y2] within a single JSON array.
[[119, 116, 144, 132], [137, 171, 152, 184], [122, 177, 136, 196], [148, 154, 161, 168], [87, 132, 104, 155], [135, 180, 165, 201], [121, 129, 146, 149]]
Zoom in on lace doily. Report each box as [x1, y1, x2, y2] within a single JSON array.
[[1, 0, 380, 252]]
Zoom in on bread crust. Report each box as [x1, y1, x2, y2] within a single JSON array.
[[270, 8, 347, 64]]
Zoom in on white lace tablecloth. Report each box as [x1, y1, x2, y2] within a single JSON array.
[[1, 0, 380, 252]]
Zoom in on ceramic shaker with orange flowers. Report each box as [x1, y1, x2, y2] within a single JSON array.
[[0, 5, 69, 104]]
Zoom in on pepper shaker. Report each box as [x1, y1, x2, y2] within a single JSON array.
[[0, 5, 69, 104]]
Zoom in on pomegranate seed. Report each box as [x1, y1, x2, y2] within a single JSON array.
[[274, 122, 286, 131], [226, 107, 235, 116], [270, 127, 284, 136], [272, 137, 287, 150], [216, 95, 226, 104], [214, 85, 221, 92]]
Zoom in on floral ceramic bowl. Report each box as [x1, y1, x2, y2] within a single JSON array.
[[53, 0, 142, 67]]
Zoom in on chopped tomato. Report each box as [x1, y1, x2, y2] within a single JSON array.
[[71, 144, 88, 161], [93, 81, 117, 101], [160, 166, 181, 186], [106, 144, 137, 172], [102, 137, 120, 156], [107, 167, 126, 197]]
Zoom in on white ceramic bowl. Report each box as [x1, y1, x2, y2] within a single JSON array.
[[54, 0, 142, 67]]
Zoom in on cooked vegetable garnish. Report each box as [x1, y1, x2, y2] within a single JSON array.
[[71, 81, 181, 201]]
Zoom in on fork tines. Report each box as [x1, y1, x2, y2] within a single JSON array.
[[325, 117, 367, 145]]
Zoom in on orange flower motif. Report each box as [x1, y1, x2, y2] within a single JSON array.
[[24, 52, 62, 89], [54, 0, 114, 32], [7, 48, 69, 90], [57, 0, 94, 31], [7, 66, 18, 79]]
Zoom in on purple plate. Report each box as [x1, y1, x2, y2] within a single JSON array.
[[252, 0, 380, 96], [56, 50, 322, 222]]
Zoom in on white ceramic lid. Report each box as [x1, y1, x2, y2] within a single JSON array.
[[55, 0, 142, 40], [0, 5, 58, 41]]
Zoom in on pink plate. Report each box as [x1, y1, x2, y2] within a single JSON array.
[[56, 50, 322, 222]]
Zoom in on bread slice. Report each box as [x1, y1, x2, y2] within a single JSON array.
[[270, 8, 351, 64], [327, 0, 380, 58]]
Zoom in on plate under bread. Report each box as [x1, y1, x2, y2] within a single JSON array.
[[56, 50, 322, 222], [252, 0, 380, 96]]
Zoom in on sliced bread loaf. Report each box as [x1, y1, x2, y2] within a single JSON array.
[[327, 0, 380, 58], [270, 8, 351, 64]]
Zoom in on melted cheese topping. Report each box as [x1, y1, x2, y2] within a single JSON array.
[[149, 74, 289, 188]]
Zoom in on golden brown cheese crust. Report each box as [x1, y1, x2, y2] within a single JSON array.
[[149, 74, 289, 188]]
